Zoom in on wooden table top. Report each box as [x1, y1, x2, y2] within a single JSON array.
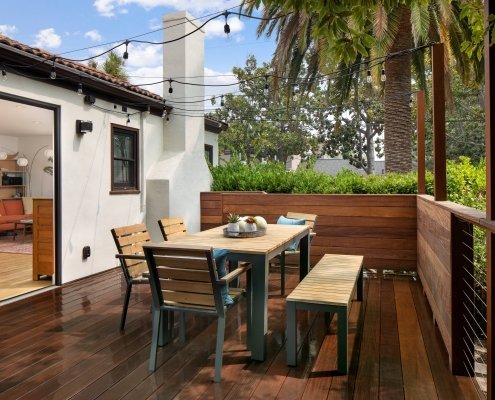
[[146, 224, 310, 255]]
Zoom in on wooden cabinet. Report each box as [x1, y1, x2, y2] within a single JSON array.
[[0, 160, 27, 199], [32, 198, 54, 280]]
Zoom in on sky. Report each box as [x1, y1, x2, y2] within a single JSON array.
[[1, 0, 277, 101]]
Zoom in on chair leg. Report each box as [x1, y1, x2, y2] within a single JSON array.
[[179, 311, 186, 343], [158, 310, 172, 347], [280, 251, 286, 296], [120, 282, 132, 331], [149, 308, 161, 372], [214, 316, 226, 382]]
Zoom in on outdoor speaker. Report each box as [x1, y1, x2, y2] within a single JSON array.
[[76, 120, 93, 134]]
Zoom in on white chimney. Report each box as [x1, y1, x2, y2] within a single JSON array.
[[145, 11, 211, 238]]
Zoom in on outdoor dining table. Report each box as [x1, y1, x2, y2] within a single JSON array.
[[165, 223, 311, 361]]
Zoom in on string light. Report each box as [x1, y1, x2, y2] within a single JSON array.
[[77, 81, 83, 95], [409, 95, 413, 108], [224, 11, 230, 35], [1, 68, 6, 81], [126, 114, 130, 124], [162, 108, 168, 119], [220, 95, 225, 107], [366, 69, 372, 83], [168, 79, 174, 94], [50, 61, 56, 79], [123, 40, 129, 60], [380, 67, 386, 82]]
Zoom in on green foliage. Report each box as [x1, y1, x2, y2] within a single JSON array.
[[446, 156, 486, 210], [210, 159, 419, 194], [211, 157, 487, 207]]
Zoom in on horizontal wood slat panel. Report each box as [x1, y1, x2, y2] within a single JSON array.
[[162, 291, 215, 307], [417, 196, 452, 361], [162, 280, 213, 294], [153, 256, 209, 270], [156, 267, 210, 282], [201, 192, 417, 270]]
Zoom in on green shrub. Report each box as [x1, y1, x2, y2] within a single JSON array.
[[210, 157, 486, 206]]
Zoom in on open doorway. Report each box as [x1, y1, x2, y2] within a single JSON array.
[[0, 97, 55, 302]]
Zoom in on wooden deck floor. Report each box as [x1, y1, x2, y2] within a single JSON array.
[[0, 267, 480, 399]]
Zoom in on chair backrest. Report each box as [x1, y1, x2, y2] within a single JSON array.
[[143, 243, 224, 315], [286, 212, 318, 233], [158, 216, 188, 241], [111, 223, 151, 280]]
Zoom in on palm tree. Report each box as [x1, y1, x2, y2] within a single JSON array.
[[242, 0, 478, 173]]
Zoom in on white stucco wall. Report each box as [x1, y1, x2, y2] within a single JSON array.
[[1, 71, 165, 283], [1, 10, 210, 285], [145, 11, 211, 239]]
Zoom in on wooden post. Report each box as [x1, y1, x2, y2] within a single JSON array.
[[417, 90, 426, 194], [485, 0, 495, 397], [432, 43, 447, 201]]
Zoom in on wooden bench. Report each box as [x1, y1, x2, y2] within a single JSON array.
[[286, 254, 364, 373]]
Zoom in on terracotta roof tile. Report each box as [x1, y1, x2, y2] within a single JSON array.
[[0, 34, 163, 101]]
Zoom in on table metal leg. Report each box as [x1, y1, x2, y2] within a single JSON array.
[[250, 254, 268, 361]]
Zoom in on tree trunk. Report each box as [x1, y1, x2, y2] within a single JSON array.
[[384, 5, 413, 173], [365, 122, 376, 174]]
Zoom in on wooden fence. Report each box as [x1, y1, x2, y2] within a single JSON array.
[[201, 192, 417, 270]]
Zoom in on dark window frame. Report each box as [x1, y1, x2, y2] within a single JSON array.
[[205, 144, 214, 165], [110, 124, 140, 194]]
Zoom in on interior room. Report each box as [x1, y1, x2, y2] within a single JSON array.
[[0, 97, 54, 301]]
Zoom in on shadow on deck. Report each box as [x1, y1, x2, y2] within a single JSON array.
[[0, 267, 480, 399]]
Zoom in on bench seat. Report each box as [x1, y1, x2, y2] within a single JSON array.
[[286, 253, 364, 373]]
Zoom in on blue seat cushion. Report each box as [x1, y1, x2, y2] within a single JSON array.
[[212, 248, 233, 305], [277, 216, 305, 251]]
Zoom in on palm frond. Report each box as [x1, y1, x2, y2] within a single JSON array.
[[411, 2, 430, 46], [373, 2, 388, 40]]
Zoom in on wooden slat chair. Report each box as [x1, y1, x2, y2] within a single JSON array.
[[158, 215, 246, 288], [158, 216, 188, 241], [144, 243, 252, 382], [272, 212, 318, 296], [111, 223, 151, 331]]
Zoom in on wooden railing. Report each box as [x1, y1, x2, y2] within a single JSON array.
[[201, 192, 417, 271], [418, 195, 488, 398]]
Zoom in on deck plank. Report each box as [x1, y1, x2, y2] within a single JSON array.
[[379, 279, 404, 399], [353, 278, 381, 399], [394, 279, 438, 399], [0, 267, 482, 400]]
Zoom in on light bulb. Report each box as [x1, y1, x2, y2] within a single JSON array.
[[409, 97, 413, 108], [77, 82, 83, 95], [123, 41, 129, 60], [224, 12, 230, 34], [220, 95, 225, 107], [366, 69, 372, 83], [50, 66, 56, 80], [126, 114, 130, 124], [380, 68, 386, 82], [162, 109, 167, 119], [168, 80, 173, 94], [1, 69, 6, 81]]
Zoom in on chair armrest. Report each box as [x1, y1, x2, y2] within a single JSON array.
[[218, 263, 251, 284], [115, 254, 146, 260]]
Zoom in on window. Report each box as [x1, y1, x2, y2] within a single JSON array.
[[205, 144, 214, 165], [111, 124, 139, 193]]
